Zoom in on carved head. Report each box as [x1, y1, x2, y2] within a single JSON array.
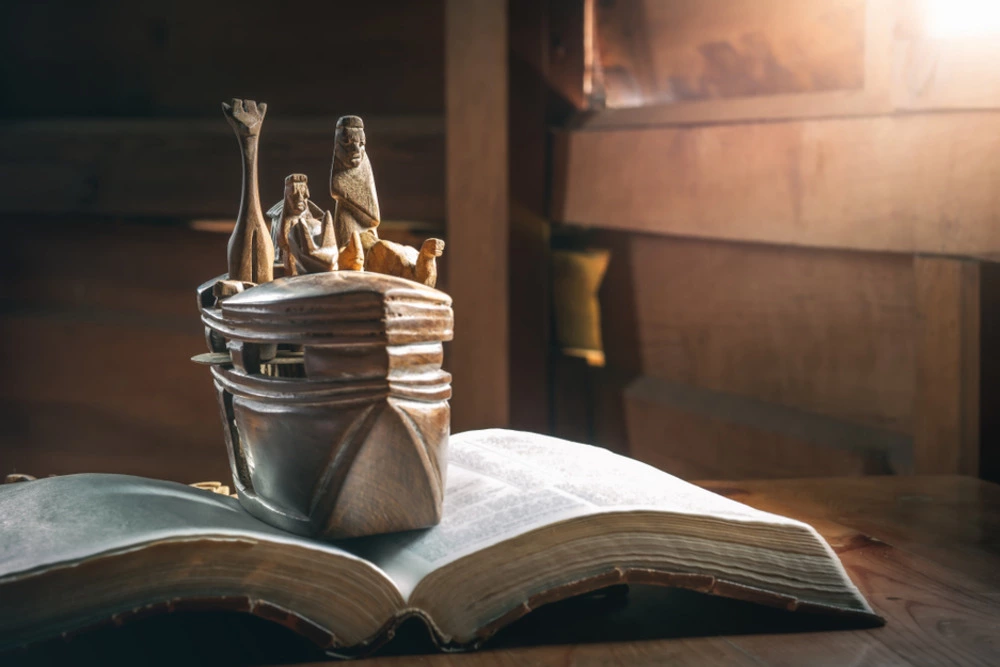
[[284, 173, 309, 214], [333, 116, 366, 170]]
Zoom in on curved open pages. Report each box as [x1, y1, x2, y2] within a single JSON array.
[[0, 430, 880, 655]]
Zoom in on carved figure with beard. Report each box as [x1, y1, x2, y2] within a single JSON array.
[[267, 173, 362, 275], [267, 174, 327, 276], [330, 116, 444, 287]]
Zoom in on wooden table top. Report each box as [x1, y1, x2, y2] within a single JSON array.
[[305, 475, 1000, 667]]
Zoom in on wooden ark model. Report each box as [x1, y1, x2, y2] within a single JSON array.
[[195, 99, 452, 539]]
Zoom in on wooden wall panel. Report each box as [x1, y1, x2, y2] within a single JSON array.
[[0, 317, 228, 483], [622, 235, 917, 434], [625, 377, 909, 480], [552, 113, 1000, 256], [0, 221, 231, 482], [0, 118, 444, 222]]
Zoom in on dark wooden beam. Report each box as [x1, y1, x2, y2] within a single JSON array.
[[446, 0, 510, 430]]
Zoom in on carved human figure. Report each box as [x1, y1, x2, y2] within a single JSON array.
[[329, 115, 445, 287], [222, 99, 274, 284], [267, 174, 327, 276], [330, 116, 380, 249], [265, 173, 365, 276]]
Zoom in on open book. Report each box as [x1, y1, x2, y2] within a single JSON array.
[[0, 429, 880, 655]]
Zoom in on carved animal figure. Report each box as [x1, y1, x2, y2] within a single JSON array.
[[367, 238, 444, 287]]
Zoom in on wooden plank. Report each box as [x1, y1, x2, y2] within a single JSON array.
[[0, 219, 227, 320], [625, 376, 910, 480], [0, 217, 446, 315], [0, 220, 230, 482], [615, 235, 917, 433], [552, 112, 1000, 256], [0, 117, 444, 222], [577, 0, 893, 127], [914, 257, 981, 475], [446, 0, 510, 430], [729, 532, 1000, 666]]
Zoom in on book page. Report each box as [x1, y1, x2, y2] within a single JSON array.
[[342, 429, 801, 598], [0, 473, 407, 649], [452, 429, 785, 519]]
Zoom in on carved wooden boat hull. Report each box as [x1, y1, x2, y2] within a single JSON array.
[[197, 271, 453, 539]]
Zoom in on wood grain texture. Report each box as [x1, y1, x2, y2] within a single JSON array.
[[446, 0, 510, 430], [699, 476, 1000, 587], [625, 376, 910, 480], [620, 236, 917, 433], [284, 476, 1000, 666], [552, 112, 1000, 256], [199, 272, 454, 539], [914, 257, 981, 474], [0, 117, 444, 222], [222, 99, 273, 284]]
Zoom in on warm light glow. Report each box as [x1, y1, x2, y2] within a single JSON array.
[[923, 0, 1000, 39]]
